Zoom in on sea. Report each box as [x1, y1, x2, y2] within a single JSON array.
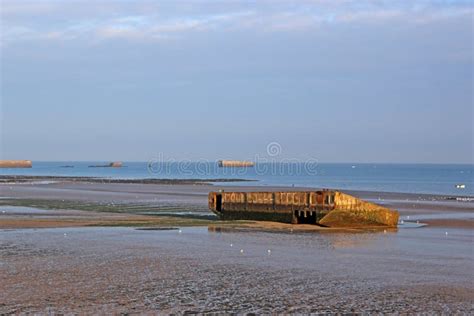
[[0, 161, 472, 196]]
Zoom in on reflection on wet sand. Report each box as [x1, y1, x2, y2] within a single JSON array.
[[0, 181, 473, 313], [1, 225, 472, 314], [208, 224, 399, 249]]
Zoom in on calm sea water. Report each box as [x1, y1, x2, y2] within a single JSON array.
[[0, 162, 472, 196]]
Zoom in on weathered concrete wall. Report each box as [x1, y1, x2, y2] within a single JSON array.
[[209, 191, 399, 227], [0, 160, 32, 168], [318, 192, 399, 227], [215, 191, 336, 212], [220, 210, 293, 223]]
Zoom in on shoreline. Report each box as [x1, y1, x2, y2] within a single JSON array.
[[1, 175, 473, 198], [0, 178, 472, 230], [0, 175, 256, 185]]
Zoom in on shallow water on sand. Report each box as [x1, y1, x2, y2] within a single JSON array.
[[402, 212, 474, 221], [1, 225, 472, 313]]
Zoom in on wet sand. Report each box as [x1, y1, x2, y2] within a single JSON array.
[[0, 179, 473, 313], [1, 227, 472, 314], [1, 179, 472, 228], [0, 175, 254, 185]]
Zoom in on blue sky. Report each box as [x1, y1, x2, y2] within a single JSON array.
[[0, 0, 472, 163]]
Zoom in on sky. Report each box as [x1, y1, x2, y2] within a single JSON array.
[[0, 0, 473, 163]]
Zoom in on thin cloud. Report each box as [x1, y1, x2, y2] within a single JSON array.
[[0, 1, 472, 43]]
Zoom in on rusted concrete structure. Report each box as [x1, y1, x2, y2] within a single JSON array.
[[0, 160, 32, 168], [209, 190, 399, 227], [218, 160, 255, 167]]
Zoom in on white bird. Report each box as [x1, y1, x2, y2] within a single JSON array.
[[267, 249, 271, 254], [240, 249, 244, 254], [230, 243, 233, 247]]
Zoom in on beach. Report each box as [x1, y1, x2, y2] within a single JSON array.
[[1, 177, 472, 229], [3, 0, 472, 313], [0, 178, 473, 313]]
